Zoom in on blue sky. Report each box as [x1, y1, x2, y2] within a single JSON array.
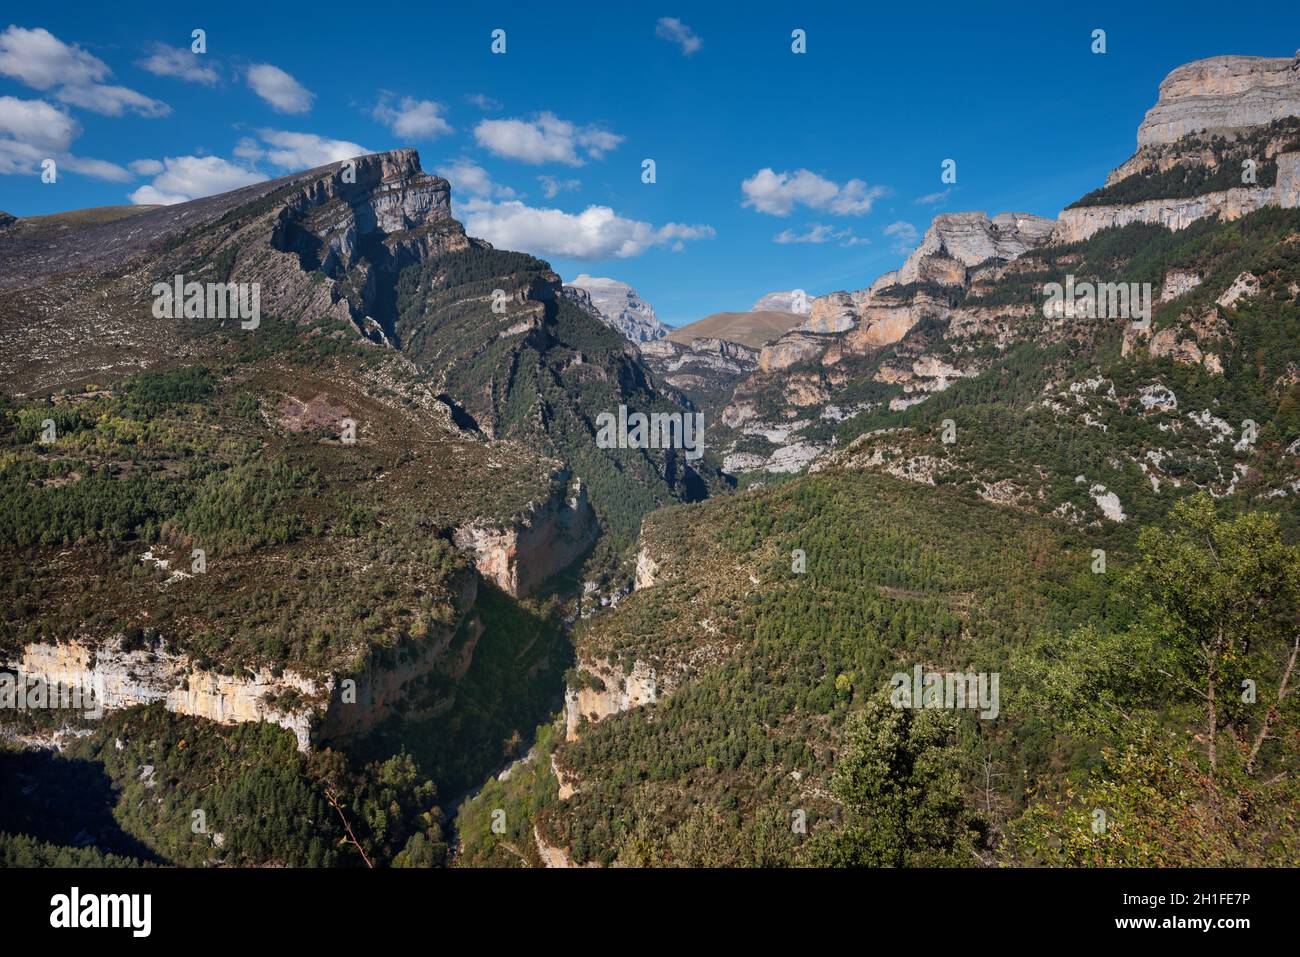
[[0, 2, 1295, 325]]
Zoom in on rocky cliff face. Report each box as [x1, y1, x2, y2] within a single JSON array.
[[0, 148, 467, 395], [564, 657, 659, 741], [6, 570, 479, 752], [898, 212, 1056, 284], [1137, 52, 1300, 148], [1055, 153, 1300, 243], [564, 274, 670, 343], [453, 476, 597, 598], [5, 567, 491, 753], [9, 638, 321, 749]]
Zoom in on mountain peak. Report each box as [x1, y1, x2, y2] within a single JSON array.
[[564, 275, 669, 342]]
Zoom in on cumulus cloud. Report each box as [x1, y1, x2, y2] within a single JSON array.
[[250, 129, 370, 169], [0, 95, 77, 152], [741, 167, 886, 217], [436, 158, 515, 200], [474, 112, 622, 166], [0, 25, 107, 89], [655, 17, 702, 55], [466, 92, 501, 111], [137, 44, 218, 85], [538, 175, 581, 199], [246, 63, 313, 113], [129, 158, 164, 176], [773, 223, 866, 247], [128, 155, 266, 205], [461, 198, 713, 259], [0, 94, 126, 180], [0, 26, 168, 117], [883, 220, 920, 253], [373, 95, 452, 140]]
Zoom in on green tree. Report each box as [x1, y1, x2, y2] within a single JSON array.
[[807, 691, 981, 867], [1126, 494, 1300, 774]]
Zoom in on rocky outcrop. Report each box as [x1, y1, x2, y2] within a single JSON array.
[[1217, 271, 1261, 308], [6, 568, 480, 752], [1052, 163, 1300, 242], [534, 823, 595, 867], [898, 212, 1056, 284], [1136, 53, 1300, 148], [642, 336, 757, 375], [564, 658, 658, 741], [758, 331, 836, 371], [634, 547, 660, 590], [8, 638, 321, 749], [796, 291, 860, 333], [565, 275, 669, 343], [1161, 269, 1203, 301], [454, 477, 597, 598], [266, 149, 469, 337]]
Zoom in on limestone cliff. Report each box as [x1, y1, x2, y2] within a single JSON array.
[[6, 570, 484, 752], [564, 657, 659, 741], [898, 212, 1056, 284], [1054, 153, 1300, 243], [1137, 52, 1300, 148], [453, 475, 597, 598]]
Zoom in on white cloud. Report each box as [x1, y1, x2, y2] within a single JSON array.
[[655, 18, 702, 55], [741, 167, 886, 217], [436, 158, 514, 199], [128, 155, 266, 205], [0, 95, 129, 180], [61, 154, 131, 181], [462, 198, 713, 259], [0, 26, 108, 89], [474, 112, 622, 166], [0, 95, 77, 152], [0, 26, 168, 118], [373, 96, 452, 140], [254, 129, 370, 169], [883, 220, 920, 253], [233, 136, 264, 161], [129, 158, 164, 175], [915, 189, 952, 205], [538, 175, 581, 199], [466, 92, 501, 111], [773, 223, 866, 247], [137, 44, 218, 85], [56, 83, 168, 118], [246, 63, 313, 114]]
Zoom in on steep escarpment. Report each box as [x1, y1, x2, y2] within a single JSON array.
[[0, 150, 458, 397], [641, 335, 758, 420], [391, 241, 721, 550], [1136, 52, 1300, 147], [454, 475, 597, 597], [6, 567, 478, 752]]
